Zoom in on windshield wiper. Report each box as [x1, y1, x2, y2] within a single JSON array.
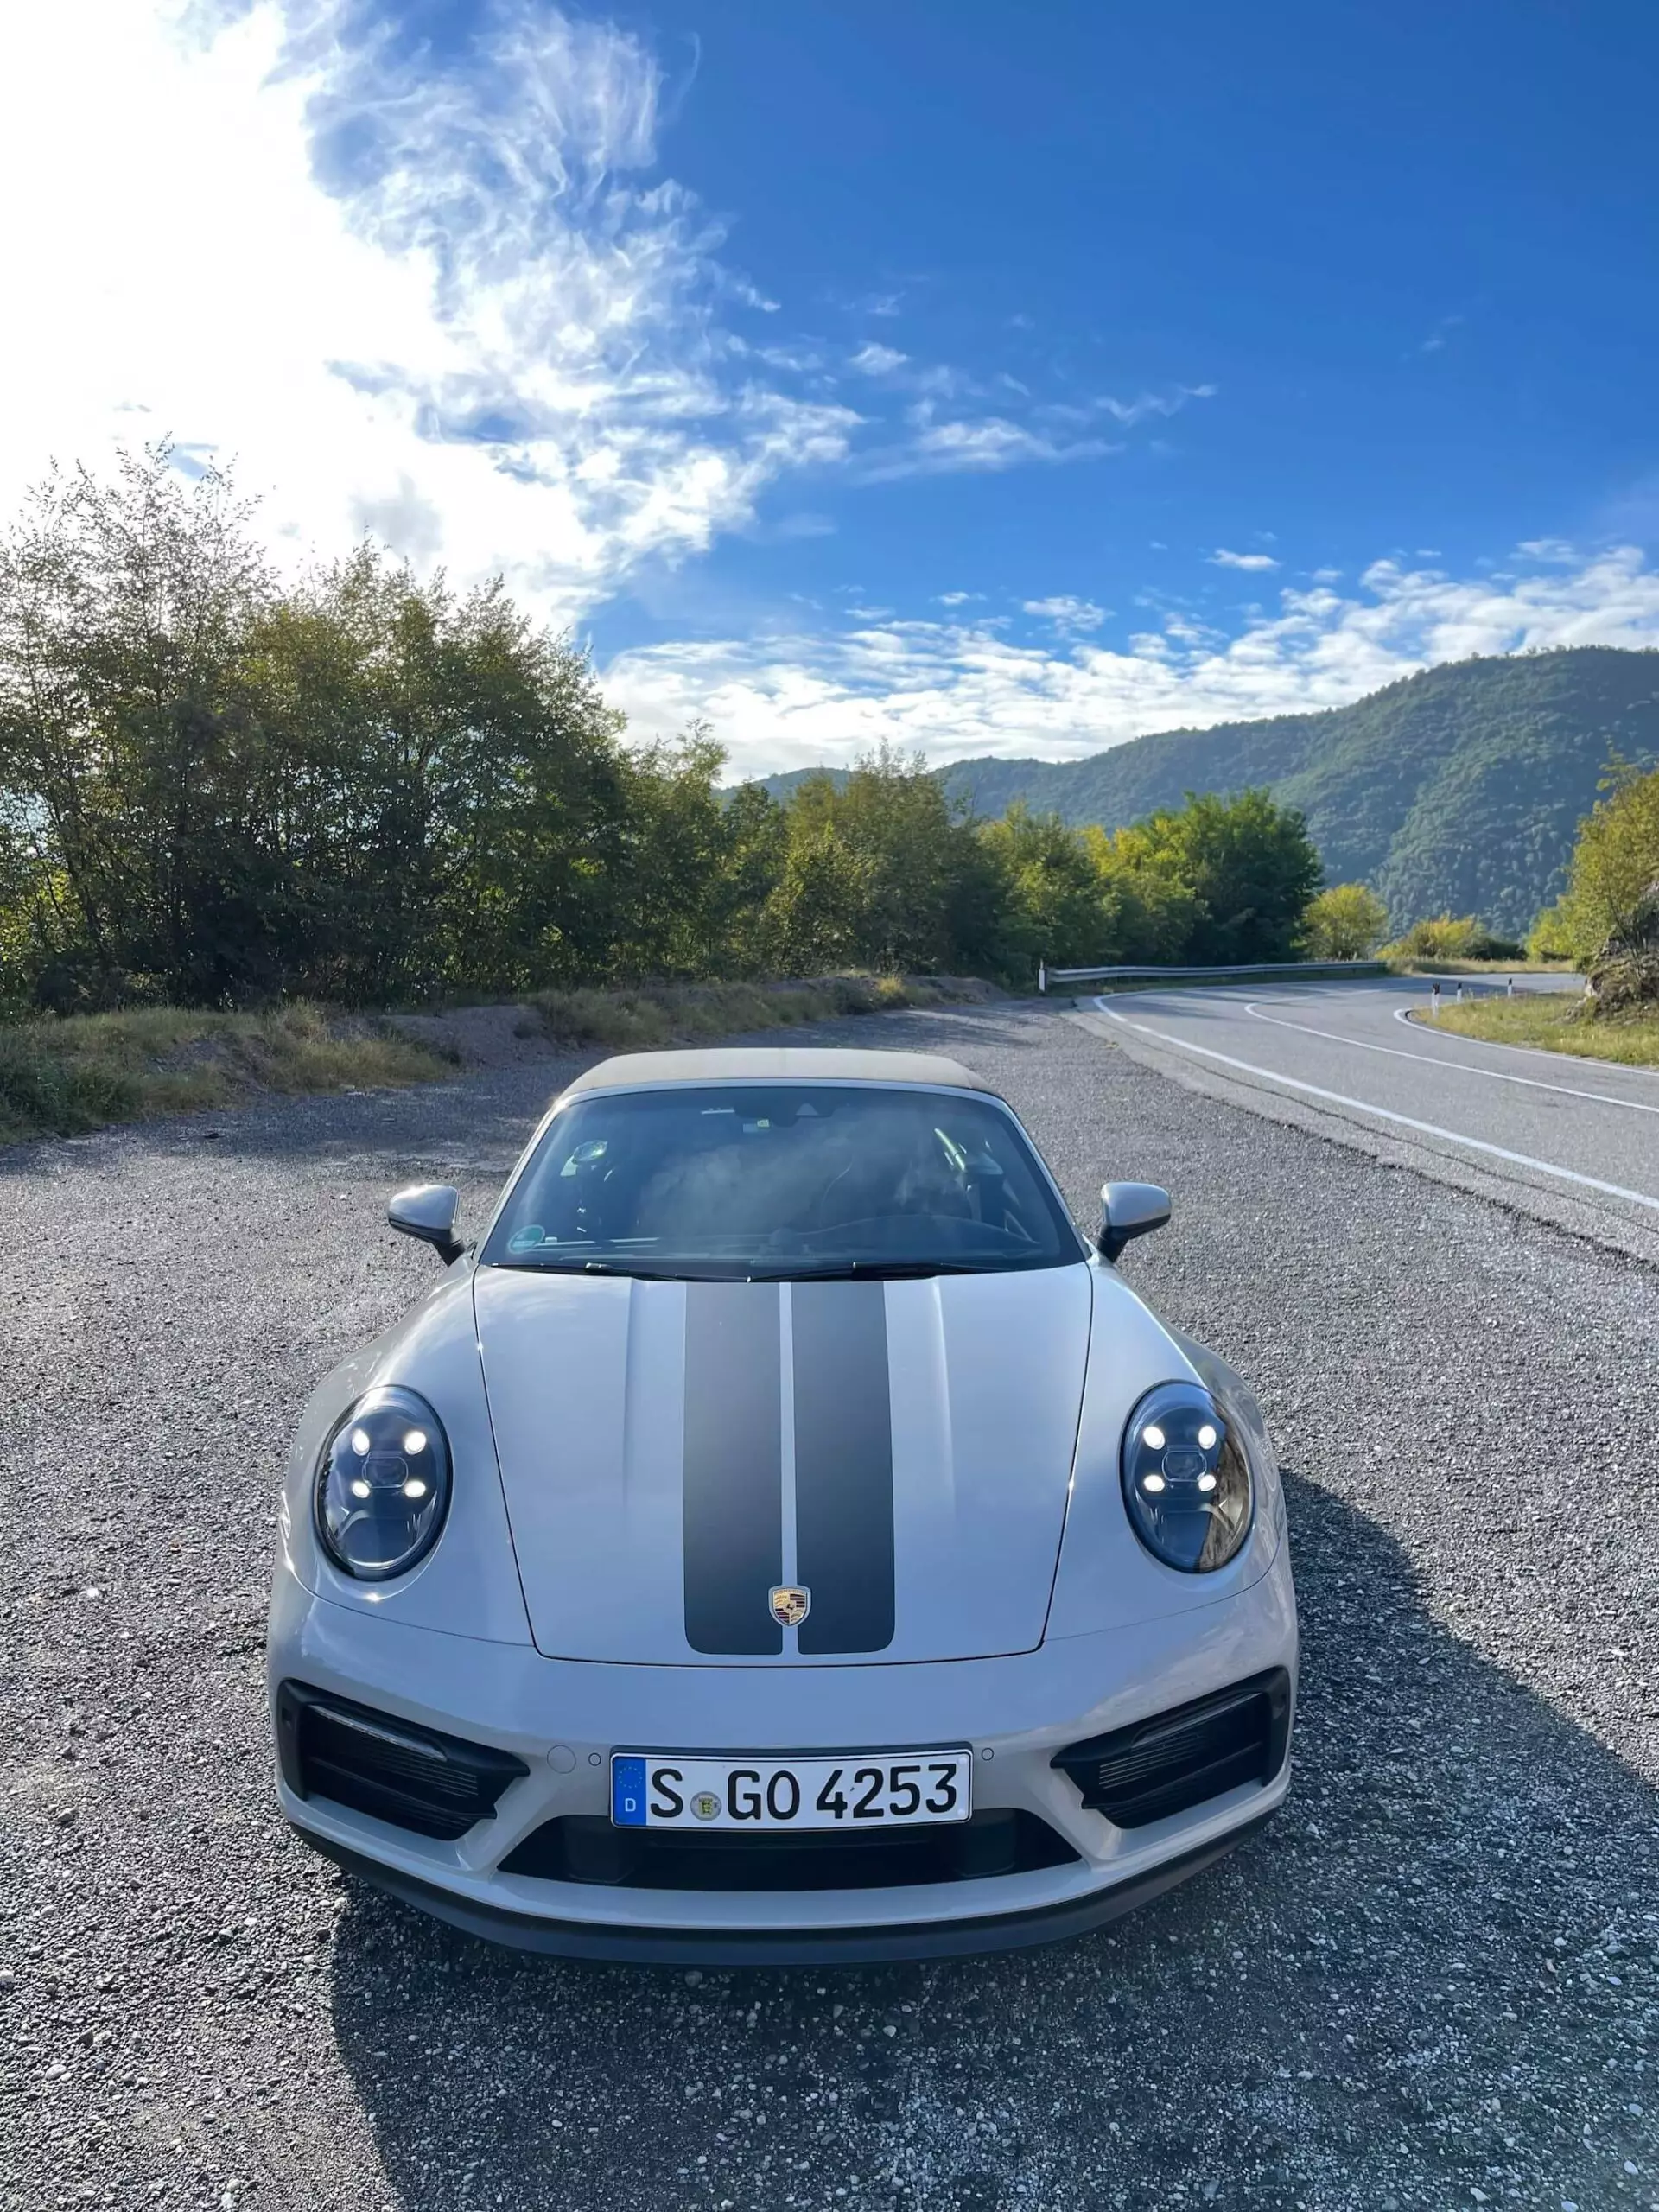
[[491, 1257, 709, 1281], [748, 1259, 998, 1281], [493, 1255, 1003, 1283]]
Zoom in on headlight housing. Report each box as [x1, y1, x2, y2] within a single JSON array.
[[1121, 1382, 1252, 1573], [315, 1385, 451, 1581]]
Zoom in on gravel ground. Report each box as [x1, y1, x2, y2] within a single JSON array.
[[2, 1001, 1655, 2211]]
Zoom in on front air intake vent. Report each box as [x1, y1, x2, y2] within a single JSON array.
[[499, 1809, 1078, 1891], [276, 1681, 528, 1841], [1052, 1669, 1291, 1828]]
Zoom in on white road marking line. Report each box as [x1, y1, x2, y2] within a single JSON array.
[[1236, 1000, 1659, 1116], [1094, 998, 1659, 1216]]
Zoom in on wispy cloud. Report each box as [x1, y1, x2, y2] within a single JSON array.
[[0, 3, 1205, 614], [0, 0, 874, 624], [866, 416, 1115, 482], [1024, 595, 1107, 632], [1097, 384, 1217, 425], [1210, 548, 1281, 572], [604, 543, 1659, 775], [849, 342, 909, 376], [1415, 312, 1465, 357]]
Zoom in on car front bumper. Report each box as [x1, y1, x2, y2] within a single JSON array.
[[267, 1546, 1297, 1964]]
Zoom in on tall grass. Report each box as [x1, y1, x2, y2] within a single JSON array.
[[1417, 994, 1659, 1069], [1389, 957, 1577, 976], [0, 974, 998, 1145], [528, 974, 987, 1051], [0, 1003, 445, 1145]]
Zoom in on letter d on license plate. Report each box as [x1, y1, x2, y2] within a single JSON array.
[[610, 1751, 973, 1831]]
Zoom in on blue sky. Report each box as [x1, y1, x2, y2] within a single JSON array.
[[3, 0, 1658, 772]]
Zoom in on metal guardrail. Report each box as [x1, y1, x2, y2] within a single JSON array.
[[1038, 958, 1389, 992]]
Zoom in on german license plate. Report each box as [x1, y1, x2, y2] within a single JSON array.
[[610, 1750, 973, 1831]]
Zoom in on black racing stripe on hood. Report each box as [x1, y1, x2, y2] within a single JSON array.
[[791, 1280, 895, 1655], [683, 1282, 783, 1655]]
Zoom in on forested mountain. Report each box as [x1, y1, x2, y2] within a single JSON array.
[[753, 649, 1659, 936]]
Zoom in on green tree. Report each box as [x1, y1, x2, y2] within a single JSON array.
[[978, 804, 1116, 977], [1154, 789, 1322, 964], [0, 448, 654, 1007], [760, 747, 988, 976], [1084, 821, 1205, 963], [0, 446, 1370, 1016], [760, 801, 872, 973], [1302, 881, 1389, 959], [0, 445, 276, 1006], [1077, 789, 1319, 965], [1541, 759, 1659, 966], [1527, 898, 1578, 962]]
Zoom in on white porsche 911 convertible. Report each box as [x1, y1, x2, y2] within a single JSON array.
[[268, 1046, 1297, 1962]]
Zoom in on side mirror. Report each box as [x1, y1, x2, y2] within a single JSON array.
[[1096, 1180, 1172, 1264], [388, 1183, 464, 1266]]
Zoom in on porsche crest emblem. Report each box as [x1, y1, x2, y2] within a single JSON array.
[[768, 1584, 810, 1628]]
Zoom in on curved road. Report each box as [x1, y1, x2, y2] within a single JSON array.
[[1093, 975, 1659, 1243]]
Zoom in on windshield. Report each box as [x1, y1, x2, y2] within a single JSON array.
[[480, 1084, 1085, 1281]]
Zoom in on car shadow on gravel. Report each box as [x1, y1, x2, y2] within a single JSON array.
[[318, 1471, 1656, 2212]]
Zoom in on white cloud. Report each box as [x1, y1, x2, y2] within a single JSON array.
[[604, 543, 1659, 775], [1023, 595, 1107, 632], [1210, 548, 1281, 572], [0, 0, 857, 626], [769, 512, 836, 540], [866, 416, 1114, 482], [936, 590, 976, 607], [1416, 313, 1465, 356], [849, 343, 909, 375], [0, 4, 1199, 616], [1096, 384, 1217, 426]]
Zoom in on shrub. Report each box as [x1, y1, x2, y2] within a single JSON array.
[[1301, 883, 1389, 959], [1387, 913, 1523, 962]]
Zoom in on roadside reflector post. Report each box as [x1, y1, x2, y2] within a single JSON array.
[[1038, 961, 1047, 995]]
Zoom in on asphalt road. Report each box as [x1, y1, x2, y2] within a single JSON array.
[[1091, 976, 1659, 1252], [2, 1002, 1656, 2212]]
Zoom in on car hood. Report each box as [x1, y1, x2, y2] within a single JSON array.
[[473, 1263, 1095, 1665]]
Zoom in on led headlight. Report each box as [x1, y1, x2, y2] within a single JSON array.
[[315, 1385, 451, 1580], [1122, 1381, 1252, 1573]]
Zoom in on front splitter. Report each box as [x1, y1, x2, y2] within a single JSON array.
[[293, 1808, 1274, 1967]]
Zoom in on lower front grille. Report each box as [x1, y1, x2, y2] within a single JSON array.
[[500, 1809, 1078, 1891], [1052, 1669, 1292, 1828], [276, 1681, 528, 1842]]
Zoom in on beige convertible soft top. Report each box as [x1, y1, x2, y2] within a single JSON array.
[[561, 1046, 998, 1098]]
